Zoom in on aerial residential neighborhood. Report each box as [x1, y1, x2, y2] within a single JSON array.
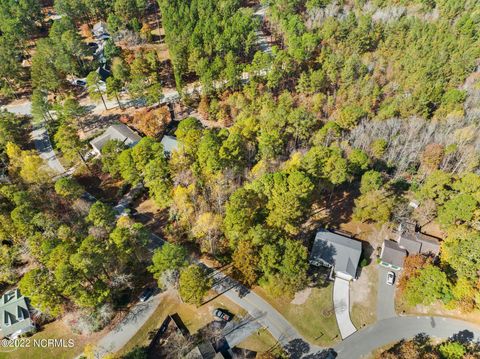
[[1, 1, 480, 359]]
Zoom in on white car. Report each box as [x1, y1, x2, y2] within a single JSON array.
[[386, 271, 395, 285]]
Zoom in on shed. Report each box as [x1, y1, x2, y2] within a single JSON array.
[[90, 124, 142, 155], [309, 229, 362, 281]]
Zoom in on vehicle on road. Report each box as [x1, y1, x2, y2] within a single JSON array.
[[139, 288, 154, 302], [213, 308, 233, 322], [386, 271, 395, 285]]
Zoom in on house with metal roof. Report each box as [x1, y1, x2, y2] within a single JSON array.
[[0, 289, 35, 339], [309, 229, 362, 281], [90, 124, 142, 155]]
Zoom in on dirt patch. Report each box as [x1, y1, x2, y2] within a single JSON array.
[[291, 287, 312, 305], [350, 264, 378, 328]]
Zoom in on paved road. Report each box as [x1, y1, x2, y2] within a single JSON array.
[[3, 102, 66, 174], [88, 292, 165, 358], [377, 266, 397, 320], [334, 316, 480, 359]]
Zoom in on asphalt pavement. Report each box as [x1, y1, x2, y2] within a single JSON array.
[[377, 266, 397, 320], [334, 316, 480, 359]]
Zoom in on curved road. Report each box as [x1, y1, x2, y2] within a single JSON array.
[[334, 316, 480, 359]]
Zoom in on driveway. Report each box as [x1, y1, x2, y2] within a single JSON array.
[[377, 266, 397, 320], [333, 277, 357, 339], [91, 292, 164, 358], [334, 316, 480, 359]]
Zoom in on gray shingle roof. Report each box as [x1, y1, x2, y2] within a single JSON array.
[[90, 124, 142, 153], [160, 135, 179, 154], [381, 240, 407, 268], [309, 229, 362, 279], [0, 289, 34, 338]]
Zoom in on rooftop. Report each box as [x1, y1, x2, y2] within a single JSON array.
[[310, 229, 362, 279], [90, 124, 142, 154], [0, 289, 34, 338], [381, 240, 407, 268]]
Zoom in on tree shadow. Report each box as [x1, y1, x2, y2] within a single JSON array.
[[451, 330, 474, 344]]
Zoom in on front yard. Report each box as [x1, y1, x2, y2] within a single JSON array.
[[255, 285, 341, 347], [118, 290, 274, 357], [0, 320, 101, 359]]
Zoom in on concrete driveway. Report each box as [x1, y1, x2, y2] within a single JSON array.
[[333, 277, 357, 339], [377, 266, 397, 320]]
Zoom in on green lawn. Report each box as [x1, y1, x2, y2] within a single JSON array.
[[0, 320, 98, 359], [118, 291, 272, 357], [255, 285, 341, 346]]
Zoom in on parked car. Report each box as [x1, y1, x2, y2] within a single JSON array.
[[87, 42, 99, 50], [73, 79, 87, 87], [139, 288, 154, 302], [386, 271, 395, 285], [213, 308, 233, 322]]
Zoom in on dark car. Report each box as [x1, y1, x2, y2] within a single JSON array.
[[139, 288, 154, 302], [74, 79, 87, 87], [87, 42, 99, 50], [213, 308, 233, 322]]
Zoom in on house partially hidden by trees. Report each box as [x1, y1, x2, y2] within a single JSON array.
[[309, 229, 362, 281], [380, 221, 440, 270], [0, 289, 35, 339], [90, 124, 142, 155], [160, 135, 179, 155]]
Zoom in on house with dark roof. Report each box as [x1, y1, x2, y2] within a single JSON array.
[[90, 124, 142, 155], [309, 229, 362, 281], [380, 240, 407, 270], [380, 222, 441, 270], [0, 289, 35, 339]]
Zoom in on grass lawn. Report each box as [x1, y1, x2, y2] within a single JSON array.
[[254, 285, 341, 347], [0, 320, 100, 359], [237, 327, 278, 353], [118, 291, 272, 357]]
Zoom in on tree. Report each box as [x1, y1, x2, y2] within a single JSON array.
[[438, 194, 477, 227], [54, 124, 82, 163], [86, 71, 107, 110], [101, 140, 126, 177], [106, 77, 123, 109], [348, 149, 370, 176], [87, 201, 115, 228], [19, 152, 51, 184], [336, 105, 365, 129], [438, 342, 466, 359], [19, 269, 64, 316], [148, 244, 187, 280], [360, 170, 383, 194], [233, 240, 259, 286], [442, 227, 480, 281], [405, 265, 452, 306], [178, 265, 212, 306], [353, 189, 393, 223], [55, 177, 84, 199]]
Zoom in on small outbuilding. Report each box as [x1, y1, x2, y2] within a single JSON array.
[[90, 124, 142, 155], [309, 229, 362, 281]]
